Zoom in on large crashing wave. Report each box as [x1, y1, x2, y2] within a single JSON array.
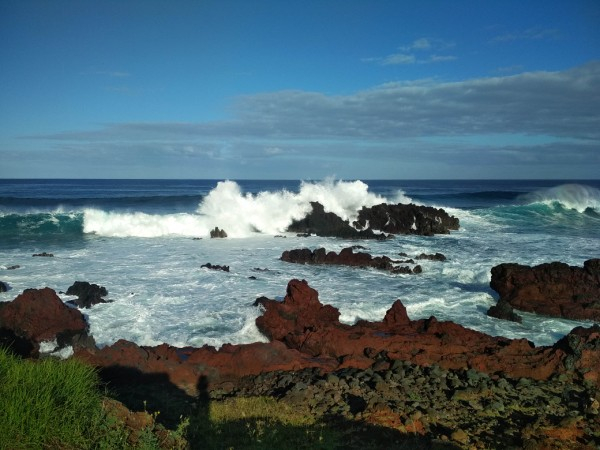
[[82, 179, 411, 238], [518, 184, 600, 213]]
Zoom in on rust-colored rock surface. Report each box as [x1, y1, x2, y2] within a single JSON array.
[[3, 280, 599, 397], [490, 259, 600, 321], [256, 279, 577, 381], [0, 287, 91, 356]]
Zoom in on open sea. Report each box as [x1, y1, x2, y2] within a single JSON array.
[[1, 179, 599, 351]]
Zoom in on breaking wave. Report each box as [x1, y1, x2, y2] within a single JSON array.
[[82, 179, 407, 238]]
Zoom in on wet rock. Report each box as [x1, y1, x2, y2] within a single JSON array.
[[210, 227, 227, 238], [287, 202, 383, 239], [354, 203, 460, 236], [415, 252, 447, 262], [487, 298, 523, 323], [0, 287, 93, 357], [201, 263, 230, 272], [65, 281, 109, 308], [32, 252, 54, 257], [0, 281, 7, 292], [490, 259, 600, 321], [281, 247, 420, 274]]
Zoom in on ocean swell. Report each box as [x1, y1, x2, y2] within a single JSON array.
[[518, 183, 600, 213]]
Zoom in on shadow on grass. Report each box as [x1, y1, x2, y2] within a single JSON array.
[[98, 365, 461, 450]]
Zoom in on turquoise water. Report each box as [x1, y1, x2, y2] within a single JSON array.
[[1, 179, 599, 349]]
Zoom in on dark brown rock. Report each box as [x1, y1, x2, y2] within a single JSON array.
[[210, 227, 227, 238], [0, 288, 93, 356], [281, 247, 418, 274], [65, 281, 109, 308], [201, 263, 230, 272], [490, 259, 600, 321], [354, 203, 460, 236], [287, 202, 382, 239]]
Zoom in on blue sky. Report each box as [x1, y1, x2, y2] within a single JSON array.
[[1, 0, 599, 179]]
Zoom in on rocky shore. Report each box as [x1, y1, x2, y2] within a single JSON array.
[[1, 274, 599, 448]]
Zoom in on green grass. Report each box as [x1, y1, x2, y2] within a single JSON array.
[[188, 396, 341, 449], [0, 347, 431, 449], [0, 347, 182, 450], [0, 347, 106, 449]]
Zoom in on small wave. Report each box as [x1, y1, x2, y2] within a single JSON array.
[[518, 183, 600, 213], [83, 179, 397, 238]]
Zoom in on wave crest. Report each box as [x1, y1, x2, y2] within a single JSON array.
[[83, 179, 401, 238], [518, 184, 600, 213]]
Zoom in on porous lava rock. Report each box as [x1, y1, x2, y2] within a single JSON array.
[[255, 279, 599, 385], [65, 281, 109, 308], [287, 202, 383, 239], [490, 259, 600, 321], [354, 203, 460, 236], [280, 247, 419, 274], [287, 202, 459, 238], [0, 287, 93, 356]]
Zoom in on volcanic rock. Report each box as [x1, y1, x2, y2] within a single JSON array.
[[280, 247, 418, 274], [201, 263, 230, 272], [0, 287, 93, 357], [354, 203, 460, 236], [256, 279, 599, 385], [65, 281, 109, 308], [490, 259, 600, 321], [287, 202, 383, 239], [210, 227, 227, 238], [487, 298, 523, 323]]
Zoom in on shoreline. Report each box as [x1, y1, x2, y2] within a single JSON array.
[[1, 274, 599, 448]]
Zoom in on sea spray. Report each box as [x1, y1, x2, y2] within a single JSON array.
[[83, 179, 397, 238], [518, 183, 600, 213]]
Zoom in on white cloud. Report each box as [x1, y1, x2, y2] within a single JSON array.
[[373, 37, 456, 66], [22, 62, 600, 178]]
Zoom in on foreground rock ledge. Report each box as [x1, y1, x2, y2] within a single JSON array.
[[2, 281, 599, 395], [0, 280, 578, 396]]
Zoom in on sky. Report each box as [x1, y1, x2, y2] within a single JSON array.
[[1, 0, 599, 179]]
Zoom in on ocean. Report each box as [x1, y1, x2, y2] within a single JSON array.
[[1, 179, 599, 351]]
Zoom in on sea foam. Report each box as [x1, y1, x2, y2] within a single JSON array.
[[83, 179, 402, 238], [519, 183, 600, 213]]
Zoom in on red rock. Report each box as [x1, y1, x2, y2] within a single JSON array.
[[490, 259, 600, 321], [0, 288, 90, 356], [255, 279, 596, 385]]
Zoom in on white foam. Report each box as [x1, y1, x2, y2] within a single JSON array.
[[83, 179, 391, 238], [519, 183, 600, 213]]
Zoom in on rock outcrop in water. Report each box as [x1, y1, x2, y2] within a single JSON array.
[[0, 287, 94, 357], [65, 281, 109, 308], [281, 247, 420, 274], [354, 203, 460, 236], [489, 259, 600, 322], [287, 201, 459, 238]]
